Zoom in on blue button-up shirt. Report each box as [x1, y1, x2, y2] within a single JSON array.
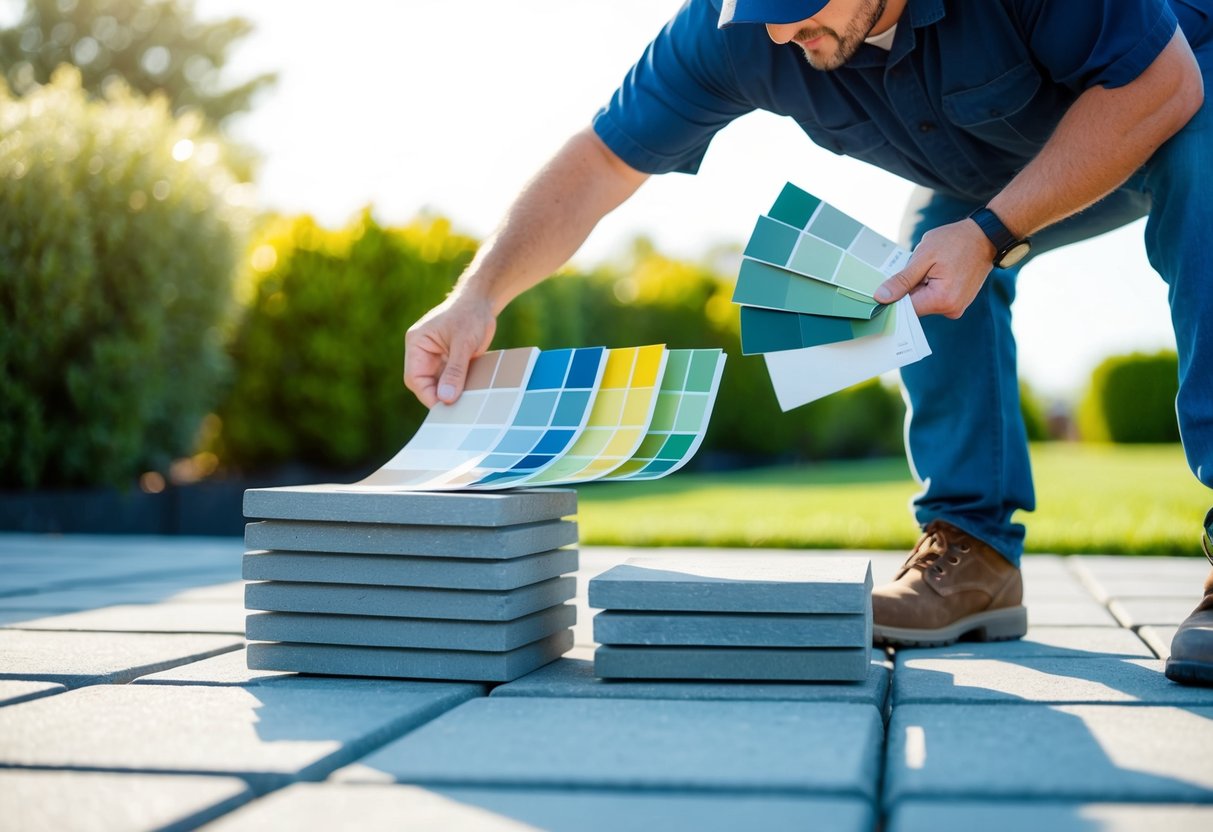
[[593, 0, 1212, 202]]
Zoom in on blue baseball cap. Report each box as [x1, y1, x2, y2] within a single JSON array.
[[718, 1, 831, 28]]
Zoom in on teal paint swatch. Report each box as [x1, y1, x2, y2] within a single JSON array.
[[743, 216, 799, 263], [769, 183, 822, 228], [739, 304, 892, 355], [733, 259, 881, 320]]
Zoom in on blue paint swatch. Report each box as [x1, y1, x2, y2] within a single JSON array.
[[567, 347, 603, 387], [527, 349, 572, 390]]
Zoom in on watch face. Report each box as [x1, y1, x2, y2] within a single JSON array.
[[998, 240, 1031, 268]]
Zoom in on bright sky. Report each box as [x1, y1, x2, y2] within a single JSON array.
[[194, 0, 1175, 399]]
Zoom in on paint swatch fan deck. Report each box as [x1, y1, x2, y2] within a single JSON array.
[[346, 345, 725, 492], [732, 183, 932, 410]]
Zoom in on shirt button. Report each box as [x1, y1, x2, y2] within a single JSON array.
[[989, 108, 1003, 117], [918, 121, 936, 133]]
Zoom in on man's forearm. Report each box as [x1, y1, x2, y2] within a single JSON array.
[[451, 127, 650, 315], [988, 29, 1204, 238]]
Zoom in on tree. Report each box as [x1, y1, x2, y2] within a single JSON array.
[[0, 0, 275, 126]]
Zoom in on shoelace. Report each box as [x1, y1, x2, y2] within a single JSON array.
[[904, 521, 972, 577]]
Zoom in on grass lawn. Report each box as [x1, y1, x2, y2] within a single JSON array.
[[576, 443, 1211, 556]]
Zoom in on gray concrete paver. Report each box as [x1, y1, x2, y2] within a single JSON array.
[[0, 770, 254, 832], [886, 704, 1213, 804], [132, 649, 288, 686], [201, 782, 875, 832], [1022, 597, 1119, 626], [336, 696, 884, 798], [491, 656, 890, 707], [0, 680, 483, 792], [0, 630, 242, 686], [888, 800, 1213, 832], [0, 679, 65, 706], [0, 580, 246, 611], [893, 656, 1213, 706], [246, 631, 573, 682], [6, 601, 246, 634], [245, 519, 579, 558], [1139, 625, 1179, 660], [242, 486, 577, 526], [1070, 556, 1210, 579], [1110, 597, 1201, 627], [893, 625, 1153, 660]]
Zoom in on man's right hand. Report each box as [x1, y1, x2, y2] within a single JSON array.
[[403, 294, 497, 407]]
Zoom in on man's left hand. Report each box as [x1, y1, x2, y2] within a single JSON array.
[[874, 219, 996, 318]]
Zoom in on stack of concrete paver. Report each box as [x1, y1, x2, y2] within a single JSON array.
[[240, 487, 578, 682], [588, 555, 872, 681]]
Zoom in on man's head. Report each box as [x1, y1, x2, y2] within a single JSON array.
[[720, 0, 892, 71]]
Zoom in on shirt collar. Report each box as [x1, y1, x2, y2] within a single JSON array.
[[908, 0, 945, 29], [843, 0, 945, 69]]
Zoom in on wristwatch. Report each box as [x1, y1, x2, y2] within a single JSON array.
[[968, 207, 1031, 269]]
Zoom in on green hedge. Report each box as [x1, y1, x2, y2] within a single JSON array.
[[212, 213, 909, 472], [0, 66, 246, 488], [1078, 350, 1180, 443], [212, 212, 474, 469]]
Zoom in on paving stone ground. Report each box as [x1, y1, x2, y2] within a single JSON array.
[[1, 533, 1211, 831]]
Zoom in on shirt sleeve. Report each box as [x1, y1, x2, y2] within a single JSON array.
[[1012, 0, 1179, 90], [592, 0, 755, 175]]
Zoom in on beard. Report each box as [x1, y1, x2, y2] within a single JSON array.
[[794, 0, 888, 71]]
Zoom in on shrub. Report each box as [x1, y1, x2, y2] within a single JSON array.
[[1078, 350, 1180, 443], [0, 66, 247, 487], [211, 211, 475, 470]]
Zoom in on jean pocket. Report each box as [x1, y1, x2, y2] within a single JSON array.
[[942, 62, 1050, 150]]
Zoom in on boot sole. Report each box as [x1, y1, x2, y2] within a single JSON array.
[[1164, 658, 1213, 687], [873, 605, 1028, 648]]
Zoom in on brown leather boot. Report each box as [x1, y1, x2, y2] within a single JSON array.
[[1164, 508, 1213, 687], [872, 520, 1027, 647]]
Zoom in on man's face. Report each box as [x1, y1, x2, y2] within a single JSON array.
[[765, 0, 889, 70]]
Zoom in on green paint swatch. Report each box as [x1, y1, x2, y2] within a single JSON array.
[[834, 253, 887, 295], [788, 234, 844, 279], [733, 259, 881, 320], [686, 351, 719, 392]]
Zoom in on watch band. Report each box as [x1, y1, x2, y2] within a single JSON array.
[[968, 207, 1031, 268]]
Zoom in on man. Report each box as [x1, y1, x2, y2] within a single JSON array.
[[403, 0, 1213, 686]]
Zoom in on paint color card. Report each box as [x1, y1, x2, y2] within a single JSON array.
[[739, 304, 894, 355], [763, 296, 930, 410], [732, 259, 882, 320], [745, 183, 911, 297], [439, 346, 608, 489], [601, 349, 727, 481], [348, 347, 538, 490], [510, 345, 669, 486]]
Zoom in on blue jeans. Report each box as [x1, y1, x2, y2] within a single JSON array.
[[899, 50, 1213, 566]]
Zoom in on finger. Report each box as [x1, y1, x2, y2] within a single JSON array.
[[874, 254, 932, 304], [437, 339, 476, 404], [404, 332, 444, 408]]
